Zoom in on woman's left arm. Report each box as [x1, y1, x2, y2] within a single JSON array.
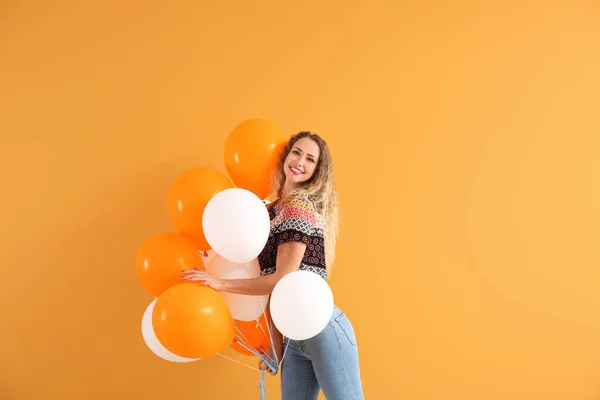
[[182, 241, 307, 296]]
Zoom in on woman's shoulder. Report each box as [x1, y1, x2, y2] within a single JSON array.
[[278, 194, 319, 227]]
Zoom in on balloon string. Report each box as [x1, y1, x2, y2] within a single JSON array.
[[217, 353, 260, 372], [257, 298, 290, 370], [234, 321, 256, 344], [256, 320, 279, 365], [234, 322, 276, 367], [234, 314, 281, 400], [233, 322, 253, 346], [217, 350, 271, 399], [234, 335, 277, 373], [259, 370, 266, 400], [257, 299, 279, 366], [235, 333, 276, 367], [280, 338, 290, 364]]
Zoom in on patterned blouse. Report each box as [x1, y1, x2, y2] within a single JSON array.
[[258, 195, 328, 280]]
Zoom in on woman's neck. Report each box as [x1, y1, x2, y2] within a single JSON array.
[[281, 180, 296, 200]]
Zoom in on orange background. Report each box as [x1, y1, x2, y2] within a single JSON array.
[[2, 1, 600, 399]]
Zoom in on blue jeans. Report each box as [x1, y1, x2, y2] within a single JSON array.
[[281, 306, 364, 400]]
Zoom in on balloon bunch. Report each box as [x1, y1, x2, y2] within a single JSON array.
[[134, 119, 288, 364]]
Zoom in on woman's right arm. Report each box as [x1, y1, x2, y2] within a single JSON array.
[[259, 314, 284, 375]]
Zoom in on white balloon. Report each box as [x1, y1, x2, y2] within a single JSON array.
[[202, 188, 270, 264], [270, 270, 334, 341], [141, 299, 200, 363], [206, 255, 270, 321]]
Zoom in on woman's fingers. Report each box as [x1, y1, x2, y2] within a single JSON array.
[[181, 270, 208, 281]]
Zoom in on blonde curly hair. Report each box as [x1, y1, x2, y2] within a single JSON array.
[[266, 132, 340, 272]]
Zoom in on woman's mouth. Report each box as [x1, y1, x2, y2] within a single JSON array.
[[289, 166, 304, 176]]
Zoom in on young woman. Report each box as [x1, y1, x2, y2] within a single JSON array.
[[183, 131, 364, 400]]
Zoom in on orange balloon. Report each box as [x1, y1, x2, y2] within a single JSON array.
[[167, 167, 233, 250], [152, 283, 235, 358], [224, 119, 288, 200], [231, 309, 272, 357], [134, 232, 203, 298]]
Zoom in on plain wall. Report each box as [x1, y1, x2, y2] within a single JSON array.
[[1, 1, 600, 399]]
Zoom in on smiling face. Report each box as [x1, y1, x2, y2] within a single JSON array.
[[283, 137, 321, 187]]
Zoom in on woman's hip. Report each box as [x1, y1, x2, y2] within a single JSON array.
[[284, 305, 357, 350]]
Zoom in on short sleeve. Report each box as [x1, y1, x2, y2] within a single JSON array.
[[276, 196, 316, 246]]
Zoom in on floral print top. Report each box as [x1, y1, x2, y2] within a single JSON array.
[[258, 195, 327, 280]]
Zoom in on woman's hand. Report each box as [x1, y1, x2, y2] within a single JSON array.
[[181, 268, 225, 291], [258, 346, 283, 376], [258, 359, 276, 376]]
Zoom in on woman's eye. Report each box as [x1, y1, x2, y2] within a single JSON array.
[[292, 150, 300, 155], [308, 158, 315, 163]]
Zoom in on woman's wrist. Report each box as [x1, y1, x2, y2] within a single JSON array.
[[219, 278, 229, 291]]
